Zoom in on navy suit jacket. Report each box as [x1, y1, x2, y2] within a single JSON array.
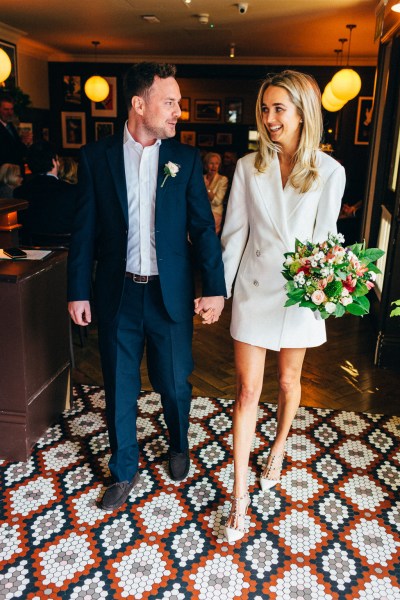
[[0, 122, 26, 171], [67, 131, 226, 323]]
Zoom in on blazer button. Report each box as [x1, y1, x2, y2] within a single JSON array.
[[256, 250, 261, 257], [253, 280, 259, 287]]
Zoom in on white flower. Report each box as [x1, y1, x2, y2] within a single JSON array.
[[340, 296, 353, 306], [325, 302, 336, 314], [284, 256, 294, 266], [369, 271, 377, 281], [161, 161, 180, 187]]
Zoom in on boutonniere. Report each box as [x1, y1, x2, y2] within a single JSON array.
[[161, 161, 180, 187]]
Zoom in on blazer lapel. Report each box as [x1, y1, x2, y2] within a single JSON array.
[[254, 155, 290, 247], [106, 132, 129, 225]]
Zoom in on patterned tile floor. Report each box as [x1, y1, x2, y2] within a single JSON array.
[[1, 385, 400, 599]]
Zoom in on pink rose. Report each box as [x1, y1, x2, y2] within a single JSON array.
[[311, 290, 326, 306]]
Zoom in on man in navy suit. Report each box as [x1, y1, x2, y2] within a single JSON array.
[[68, 63, 226, 511], [0, 93, 27, 172]]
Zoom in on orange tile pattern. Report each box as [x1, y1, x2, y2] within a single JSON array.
[[0, 385, 399, 599]]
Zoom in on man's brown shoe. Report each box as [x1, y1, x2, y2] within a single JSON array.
[[99, 472, 140, 510]]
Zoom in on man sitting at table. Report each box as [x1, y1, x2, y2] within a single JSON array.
[[14, 141, 77, 245]]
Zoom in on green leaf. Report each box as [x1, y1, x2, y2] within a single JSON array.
[[289, 288, 305, 300], [349, 243, 363, 255], [346, 303, 367, 316], [282, 271, 292, 282], [334, 303, 346, 317], [367, 263, 381, 274], [363, 248, 385, 262], [284, 298, 300, 307], [390, 307, 400, 317], [354, 281, 369, 297], [299, 300, 316, 309], [354, 295, 370, 311]]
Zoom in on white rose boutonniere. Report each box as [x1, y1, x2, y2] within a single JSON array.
[[161, 161, 180, 188]]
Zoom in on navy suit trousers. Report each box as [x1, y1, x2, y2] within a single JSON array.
[[98, 277, 194, 482]]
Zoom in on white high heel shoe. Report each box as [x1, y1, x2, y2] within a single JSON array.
[[260, 452, 285, 491], [223, 493, 250, 543]]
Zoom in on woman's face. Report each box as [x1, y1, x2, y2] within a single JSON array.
[[206, 156, 221, 174], [261, 85, 302, 151]]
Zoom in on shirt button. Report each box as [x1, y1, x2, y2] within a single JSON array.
[[253, 280, 259, 287], [256, 250, 261, 257]]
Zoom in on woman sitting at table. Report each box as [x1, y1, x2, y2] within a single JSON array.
[[0, 163, 23, 198], [203, 152, 228, 236]]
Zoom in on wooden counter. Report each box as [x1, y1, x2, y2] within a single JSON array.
[[0, 250, 70, 461]]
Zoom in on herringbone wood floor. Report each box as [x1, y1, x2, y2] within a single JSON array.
[[72, 298, 400, 416]]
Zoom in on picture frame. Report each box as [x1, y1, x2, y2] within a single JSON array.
[[180, 131, 196, 146], [216, 132, 233, 146], [179, 97, 190, 121], [95, 121, 114, 141], [198, 134, 215, 147], [61, 111, 86, 149], [0, 39, 17, 87], [63, 75, 82, 104], [18, 122, 33, 146], [91, 77, 117, 117], [194, 99, 221, 122], [354, 96, 373, 145], [225, 98, 243, 123]]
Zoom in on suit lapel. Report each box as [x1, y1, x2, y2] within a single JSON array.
[[106, 132, 129, 225], [254, 155, 290, 247]]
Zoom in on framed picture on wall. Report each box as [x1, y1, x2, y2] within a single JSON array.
[[216, 132, 233, 145], [179, 97, 190, 121], [354, 96, 373, 145], [63, 76, 82, 104], [225, 98, 243, 123], [0, 39, 17, 87], [198, 134, 215, 147], [180, 131, 196, 146], [61, 111, 86, 149], [95, 121, 114, 141], [91, 77, 117, 117], [194, 100, 221, 122], [18, 122, 33, 146]]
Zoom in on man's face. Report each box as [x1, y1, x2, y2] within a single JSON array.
[[0, 101, 15, 123], [140, 76, 181, 141]]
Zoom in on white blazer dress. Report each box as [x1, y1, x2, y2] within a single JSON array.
[[221, 151, 346, 351]]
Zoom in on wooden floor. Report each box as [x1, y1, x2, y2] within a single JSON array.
[[72, 297, 400, 416]]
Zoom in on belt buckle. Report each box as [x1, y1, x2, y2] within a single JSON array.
[[133, 274, 148, 284]]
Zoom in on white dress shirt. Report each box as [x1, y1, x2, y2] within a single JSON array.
[[123, 122, 161, 275]]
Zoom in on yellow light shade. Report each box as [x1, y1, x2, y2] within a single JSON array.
[[0, 48, 12, 83], [331, 68, 362, 101], [322, 92, 346, 112], [84, 75, 109, 102], [323, 82, 346, 109]]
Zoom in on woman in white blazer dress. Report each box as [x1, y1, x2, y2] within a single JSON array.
[[221, 71, 346, 543]]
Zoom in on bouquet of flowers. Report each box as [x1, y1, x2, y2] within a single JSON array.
[[282, 233, 384, 319]]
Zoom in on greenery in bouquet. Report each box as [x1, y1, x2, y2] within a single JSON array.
[[282, 233, 384, 319]]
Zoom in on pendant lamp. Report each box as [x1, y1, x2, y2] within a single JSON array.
[[322, 82, 347, 111], [331, 25, 361, 102], [0, 48, 12, 83], [84, 42, 109, 103]]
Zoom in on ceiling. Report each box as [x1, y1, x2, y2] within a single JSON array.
[[0, 0, 386, 65]]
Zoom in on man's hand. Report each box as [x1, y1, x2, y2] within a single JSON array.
[[194, 296, 224, 325], [68, 300, 92, 326]]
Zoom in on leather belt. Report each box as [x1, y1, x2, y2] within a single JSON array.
[[125, 272, 159, 284]]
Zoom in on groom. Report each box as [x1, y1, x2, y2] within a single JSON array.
[[68, 62, 226, 511]]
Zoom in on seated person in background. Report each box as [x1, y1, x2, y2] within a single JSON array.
[[14, 141, 77, 245], [0, 93, 27, 174], [0, 163, 23, 198], [58, 156, 78, 185], [220, 150, 237, 188], [203, 152, 228, 236]]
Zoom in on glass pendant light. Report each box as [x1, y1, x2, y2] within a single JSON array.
[[84, 42, 110, 103], [331, 25, 362, 102], [0, 48, 12, 83]]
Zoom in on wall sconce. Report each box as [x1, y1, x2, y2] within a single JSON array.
[[391, 2, 400, 11], [84, 41, 110, 103], [0, 48, 12, 84], [230, 43, 235, 59], [330, 24, 362, 102]]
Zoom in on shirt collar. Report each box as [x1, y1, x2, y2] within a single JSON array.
[[123, 121, 161, 149]]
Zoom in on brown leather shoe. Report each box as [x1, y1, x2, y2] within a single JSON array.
[[99, 472, 140, 510], [168, 449, 190, 481]]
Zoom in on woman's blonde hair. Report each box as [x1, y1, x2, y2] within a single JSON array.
[[255, 70, 323, 193], [203, 152, 222, 169], [0, 163, 22, 187], [58, 156, 78, 184]]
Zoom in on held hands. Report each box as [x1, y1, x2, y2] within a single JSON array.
[[194, 296, 224, 325], [68, 300, 92, 326]]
